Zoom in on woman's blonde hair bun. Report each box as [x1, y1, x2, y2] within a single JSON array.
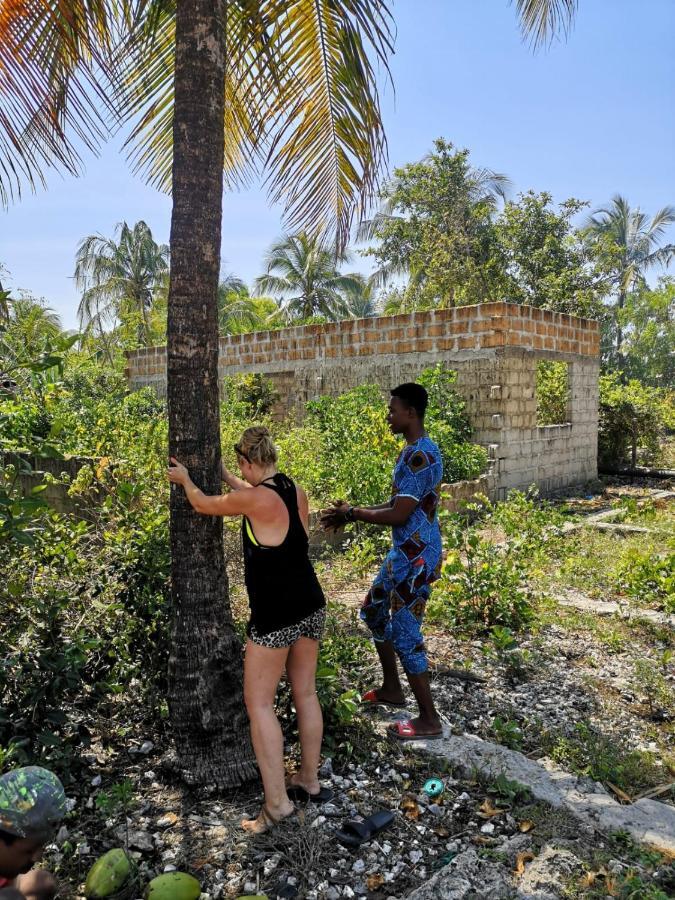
[[238, 425, 278, 466]]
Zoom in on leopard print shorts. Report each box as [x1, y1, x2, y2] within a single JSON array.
[[249, 607, 326, 648]]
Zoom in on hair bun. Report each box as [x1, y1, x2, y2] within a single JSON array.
[[238, 426, 277, 467]]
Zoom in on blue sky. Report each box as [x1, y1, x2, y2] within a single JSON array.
[[1, 0, 674, 330]]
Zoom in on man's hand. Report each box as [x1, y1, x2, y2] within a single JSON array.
[[320, 500, 351, 532], [167, 457, 190, 487]]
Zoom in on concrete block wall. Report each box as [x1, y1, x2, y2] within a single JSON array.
[[126, 302, 600, 499]]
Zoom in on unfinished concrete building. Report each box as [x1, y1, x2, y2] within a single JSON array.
[[126, 301, 600, 501]]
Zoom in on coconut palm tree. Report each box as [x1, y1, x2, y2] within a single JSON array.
[[585, 196, 675, 366], [256, 233, 364, 322], [74, 221, 169, 347], [343, 273, 379, 318], [0, 0, 579, 787], [217, 275, 264, 335]]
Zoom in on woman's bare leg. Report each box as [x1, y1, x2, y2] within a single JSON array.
[[286, 636, 323, 794], [242, 640, 294, 832]]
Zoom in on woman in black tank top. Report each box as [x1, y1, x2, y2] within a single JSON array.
[[168, 426, 330, 834]]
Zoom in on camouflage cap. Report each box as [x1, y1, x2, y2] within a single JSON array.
[[0, 767, 66, 839]]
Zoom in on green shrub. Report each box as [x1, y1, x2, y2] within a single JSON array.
[[428, 522, 535, 633], [418, 364, 488, 482], [305, 383, 401, 505], [598, 374, 674, 468], [536, 360, 569, 425], [615, 549, 674, 614], [222, 372, 279, 417]]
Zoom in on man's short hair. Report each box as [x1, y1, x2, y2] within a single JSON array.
[[391, 383, 428, 418], [0, 828, 18, 846]]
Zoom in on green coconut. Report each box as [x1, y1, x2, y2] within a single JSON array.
[[84, 848, 137, 899], [144, 872, 201, 900]]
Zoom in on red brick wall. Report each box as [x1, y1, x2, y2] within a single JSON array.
[[125, 301, 599, 383]]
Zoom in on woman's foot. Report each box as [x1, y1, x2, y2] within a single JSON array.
[[241, 802, 294, 834], [286, 771, 320, 797]]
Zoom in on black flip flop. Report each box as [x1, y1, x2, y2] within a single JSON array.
[[286, 785, 334, 804], [335, 809, 395, 848]]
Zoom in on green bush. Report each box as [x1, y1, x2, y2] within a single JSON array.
[[418, 364, 489, 482], [598, 374, 674, 468], [615, 549, 674, 614], [428, 520, 535, 633], [305, 383, 401, 505], [536, 360, 569, 425]]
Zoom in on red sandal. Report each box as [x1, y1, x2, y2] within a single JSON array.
[[387, 720, 443, 741], [361, 688, 406, 708]]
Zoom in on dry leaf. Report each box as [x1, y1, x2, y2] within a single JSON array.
[[478, 798, 503, 818], [400, 795, 420, 820], [518, 819, 535, 833], [366, 874, 384, 891], [471, 835, 494, 846], [514, 851, 535, 876], [433, 824, 450, 838]]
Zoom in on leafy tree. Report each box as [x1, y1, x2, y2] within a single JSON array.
[[619, 278, 675, 388], [74, 220, 169, 349], [256, 233, 363, 322], [495, 191, 609, 316], [360, 138, 510, 307], [585, 196, 675, 368], [598, 373, 674, 468]]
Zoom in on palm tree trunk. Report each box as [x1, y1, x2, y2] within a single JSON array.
[[616, 287, 626, 377], [166, 0, 256, 786]]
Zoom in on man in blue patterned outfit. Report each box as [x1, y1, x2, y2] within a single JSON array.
[[321, 383, 443, 740]]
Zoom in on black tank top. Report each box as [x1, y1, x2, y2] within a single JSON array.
[[242, 472, 325, 636]]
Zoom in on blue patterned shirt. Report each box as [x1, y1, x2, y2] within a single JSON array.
[[390, 435, 443, 566]]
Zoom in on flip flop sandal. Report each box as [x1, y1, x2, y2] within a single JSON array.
[[361, 688, 406, 708], [335, 809, 395, 848], [286, 784, 334, 804], [387, 720, 444, 742]]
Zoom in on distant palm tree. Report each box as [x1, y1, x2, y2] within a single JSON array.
[[343, 274, 379, 318], [256, 233, 362, 322], [74, 221, 169, 346], [1, 296, 62, 378], [217, 275, 263, 335], [585, 196, 675, 364]]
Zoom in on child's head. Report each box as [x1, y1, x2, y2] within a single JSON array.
[[0, 767, 66, 880]]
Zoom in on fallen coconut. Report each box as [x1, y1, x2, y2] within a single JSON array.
[[144, 872, 201, 900], [84, 848, 137, 899]]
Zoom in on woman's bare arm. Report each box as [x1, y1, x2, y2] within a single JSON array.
[[221, 462, 250, 491]]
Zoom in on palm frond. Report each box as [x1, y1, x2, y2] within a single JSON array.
[[0, 0, 126, 207], [262, 0, 393, 249], [512, 0, 578, 48], [120, 0, 280, 192]]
